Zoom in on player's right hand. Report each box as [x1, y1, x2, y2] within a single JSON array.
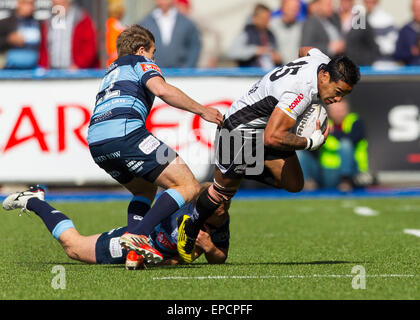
[[306, 120, 327, 151], [200, 107, 224, 126]]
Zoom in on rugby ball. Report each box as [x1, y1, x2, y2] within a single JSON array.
[[291, 104, 328, 138]]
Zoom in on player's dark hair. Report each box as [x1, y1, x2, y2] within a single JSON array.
[[116, 25, 155, 58], [322, 55, 361, 87]]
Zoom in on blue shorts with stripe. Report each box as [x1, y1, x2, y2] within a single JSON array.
[[89, 126, 178, 184], [95, 227, 128, 265]]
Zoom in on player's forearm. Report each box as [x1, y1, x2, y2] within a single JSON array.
[[264, 131, 308, 151], [159, 83, 206, 116], [204, 246, 227, 264]]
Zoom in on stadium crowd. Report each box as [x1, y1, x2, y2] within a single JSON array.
[[0, 0, 414, 191], [0, 0, 419, 69]]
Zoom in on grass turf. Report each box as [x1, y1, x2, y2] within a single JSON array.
[[1, 197, 420, 300]]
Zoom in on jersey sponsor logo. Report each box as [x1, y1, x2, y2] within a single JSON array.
[[139, 135, 160, 155], [109, 237, 123, 258], [157, 231, 176, 251], [286, 94, 305, 113], [141, 63, 162, 74]]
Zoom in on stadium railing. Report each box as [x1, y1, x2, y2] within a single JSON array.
[[1, 66, 420, 79]]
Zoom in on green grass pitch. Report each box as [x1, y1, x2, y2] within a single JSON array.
[[1, 197, 420, 300]]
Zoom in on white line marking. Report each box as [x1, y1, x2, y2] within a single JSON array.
[[353, 206, 379, 216], [153, 274, 415, 281], [404, 229, 420, 238]]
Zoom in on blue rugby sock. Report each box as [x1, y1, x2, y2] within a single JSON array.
[[26, 198, 75, 240], [130, 189, 185, 236], [127, 196, 151, 234]]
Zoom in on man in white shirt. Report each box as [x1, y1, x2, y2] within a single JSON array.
[[270, 0, 304, 64], [364, 0, 398, 64], [177, 47, 361, 263], [140, 0, 201, 68]]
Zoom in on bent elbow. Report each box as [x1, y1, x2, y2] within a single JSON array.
[[154, 86, 168, 98]]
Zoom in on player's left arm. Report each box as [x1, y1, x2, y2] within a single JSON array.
[[195, 227, 228, 264]]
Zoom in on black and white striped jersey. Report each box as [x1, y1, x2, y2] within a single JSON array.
[[223, 48, 330, 131]]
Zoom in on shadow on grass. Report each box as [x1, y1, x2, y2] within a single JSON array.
[[103, 264, 203, 270], [21, 260, 366, 272], [226, 260, 365, 266]]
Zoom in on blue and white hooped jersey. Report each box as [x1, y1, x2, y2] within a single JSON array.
[[87, 55, 164, 146]]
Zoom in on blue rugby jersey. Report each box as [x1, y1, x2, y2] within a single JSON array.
[[87, 55, 164, 146], [95, 202, 230, 264], [149, 202, 230, 259]]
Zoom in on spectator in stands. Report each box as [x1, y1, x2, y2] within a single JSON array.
[[106, 0, 126, 67], [297, 99, 370, 191], [394, 0, 420, 65], [39, 0, 99, 69], [227, 3, 282, 69], [307, 0, 321, 16], [175, 0, 221, 68], [0, 0, 41, 69], [364, 0, 398, 65], [301, 0, 346, 57], [270, 0, 303, 64], [339, 0, 380, 66], [139, 0, 201, 68], [271, 0, 308, 21]]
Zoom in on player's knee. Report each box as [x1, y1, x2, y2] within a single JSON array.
[[273, 176, 304, 193], [286, 177, 304, 193], [180, 181, 201, 203], [62, 241, 80, 261]]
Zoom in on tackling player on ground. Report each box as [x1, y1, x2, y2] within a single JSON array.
[[177, 47, 361, 263], [2, 185, 229, 269], [87, 25, 223, 266]]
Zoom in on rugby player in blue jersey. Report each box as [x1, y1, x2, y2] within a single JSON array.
[[85, 25, 223, 265], [2, 184, 229, 269]]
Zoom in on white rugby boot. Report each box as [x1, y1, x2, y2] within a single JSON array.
[[2, 185, 45, 215]]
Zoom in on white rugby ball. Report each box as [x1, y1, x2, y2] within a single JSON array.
[[291, 104, 328, 138]]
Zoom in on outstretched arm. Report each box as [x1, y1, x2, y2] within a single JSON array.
[[146, 76, 223, 126]]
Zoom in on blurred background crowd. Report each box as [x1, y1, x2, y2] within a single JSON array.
[[0, 0, 418, 192], [0, 0, 420, 70]]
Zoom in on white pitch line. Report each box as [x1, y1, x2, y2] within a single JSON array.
[[404, 229, 420, 238], [353, 206, 379, 216], [153, 274, 415, 281]]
